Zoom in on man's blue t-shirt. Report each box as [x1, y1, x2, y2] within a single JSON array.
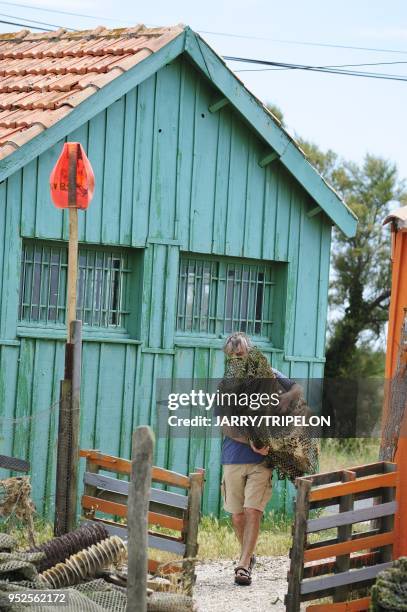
[[220, 369, 295, 464]]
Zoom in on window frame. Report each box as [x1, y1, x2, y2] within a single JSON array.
[[17, 239, 136, 338], [175, 253, 279, 344]]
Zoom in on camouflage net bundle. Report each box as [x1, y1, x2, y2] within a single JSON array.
[[219, 347, 319, 481], [0, 534, 195, 611], [0, 477, 36, 547], [370, 557, 407, 611]]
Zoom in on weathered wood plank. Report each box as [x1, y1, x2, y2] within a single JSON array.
[[307, 501, 397, 533], [300, 561, 392, 595], [81, 495, 185, 531], [286, 478, 312, 612], [303, 551, 380, 579], [83, 472, 188, 509], [127, 427, 154, 612], [183, 471, 204, 595], [82, 519, 186, 555], [80, 450, 191, 488], [0, 454, 30, 473], [304, 531, 395, 563], [309, 472, 398, 502], [305, 528, 380, 551], [306, 597, 371, 612]]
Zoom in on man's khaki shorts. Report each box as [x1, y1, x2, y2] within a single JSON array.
[[221, 463, 273, 514]]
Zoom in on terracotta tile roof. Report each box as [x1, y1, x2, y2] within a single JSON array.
[[0, 24, 184, 160]]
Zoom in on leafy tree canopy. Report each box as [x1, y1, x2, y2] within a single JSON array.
[[266, 102, 407, 378]]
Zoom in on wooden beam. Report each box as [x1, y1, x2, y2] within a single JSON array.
[[83, 471, 188, 510], [307, 501, 397, 533], [307, 206, 322, 218], [81, 495, 185, 531], [303, 551, 380, 579], [306, 597, 371, 612], [80, 449, 191, 489], [208, 97, 229, 113], [300, 561, 392, 595], [259, 150, 279, 168], [304, 530, 395, 563], [309, 471, 398, 502], [0, 454, 30, 473]]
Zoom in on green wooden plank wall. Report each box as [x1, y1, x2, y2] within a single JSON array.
[[0, 55, 331, 517]]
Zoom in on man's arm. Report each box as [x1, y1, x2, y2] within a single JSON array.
[[221, 424, 249, 444]]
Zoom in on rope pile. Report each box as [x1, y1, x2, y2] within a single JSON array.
[[0, 477, 36, 547]]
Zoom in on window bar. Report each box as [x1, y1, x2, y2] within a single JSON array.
[[98, 252, 106, 328], [198, 261, 206, 332], [107, 252, 115, 326], [231, 265, 237, 332], [246, 265, 253, 334], [29, 245, 37, 322], [19, 244, 28, 321], [182, 261, 189, 332], [56, 249, 64, 324], [237, 264, 246, 332], [192, 259, 199, 331], [46, 247, 54, 323], [87, 250, 94, 327], [260, 265, 267, 337]]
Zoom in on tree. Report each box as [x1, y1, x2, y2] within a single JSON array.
[[264, 103, 407, 378], [298, 139, 407, 378]]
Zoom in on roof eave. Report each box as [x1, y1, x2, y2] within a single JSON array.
[[184, 28, 357, 238], [0, 29, 186, 184], [0, 26, 357, 238]]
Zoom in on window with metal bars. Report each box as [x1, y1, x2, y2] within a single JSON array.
[[19, 241, 131, 330], [176, 256, 275, 339]]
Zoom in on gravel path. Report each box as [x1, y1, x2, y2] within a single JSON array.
[[194, 556, 290, 612]]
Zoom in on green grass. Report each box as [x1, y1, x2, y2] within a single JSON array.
[[318, 438, 380, 473], [1, 438, 381, 563]]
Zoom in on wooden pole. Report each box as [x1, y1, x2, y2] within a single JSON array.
[[183, 471, 204, 595], [54, 379, 72, 536], [286, 477, 312, 612], [67, 144, 78, 343], [66, 319, 82, 532], [127, 426, 154, 612]]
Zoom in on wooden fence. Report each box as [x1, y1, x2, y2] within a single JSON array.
[[286, 461, 398, 612]]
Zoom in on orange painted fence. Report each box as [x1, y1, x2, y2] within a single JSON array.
[[285, 461, 398, 612], [382, 208, 407, 558]]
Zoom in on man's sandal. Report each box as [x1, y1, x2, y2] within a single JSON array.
[[234, 566, 252, 586]]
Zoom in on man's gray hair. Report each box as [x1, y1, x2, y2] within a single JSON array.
[[223, 332, 253, 355]]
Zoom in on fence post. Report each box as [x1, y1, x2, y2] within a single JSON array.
[[54, 320, 82, 536], [54, 379, 72, 536], [127, 426, 154, 612], [286, 477, 312, 612], [183, 471, 204, 595], [67, 320, 82, 532]]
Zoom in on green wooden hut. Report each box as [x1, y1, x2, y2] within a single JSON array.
[[0, 24, 357, 517]]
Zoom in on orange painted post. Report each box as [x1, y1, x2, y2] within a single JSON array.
[[383, 206, 407, 558]]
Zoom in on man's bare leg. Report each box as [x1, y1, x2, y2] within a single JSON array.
[[238, 507, 262, 569], [231, 512, 245, 546]]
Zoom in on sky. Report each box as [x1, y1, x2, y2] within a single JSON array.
[[1, 0, 407, 181]]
